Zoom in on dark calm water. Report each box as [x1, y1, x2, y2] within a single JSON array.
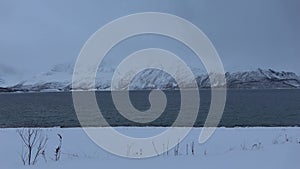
[[0, 89, 299, 128]]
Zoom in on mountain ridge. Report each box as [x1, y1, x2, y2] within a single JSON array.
[[0, 64, 300, 92]]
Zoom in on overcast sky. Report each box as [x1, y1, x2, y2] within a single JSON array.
[[0, 0, 299, 77]]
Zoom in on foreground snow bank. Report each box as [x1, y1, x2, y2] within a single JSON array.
[[0, 127, 299, 169]]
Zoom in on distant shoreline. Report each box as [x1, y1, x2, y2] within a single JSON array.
[[1, 88, 300, 94]]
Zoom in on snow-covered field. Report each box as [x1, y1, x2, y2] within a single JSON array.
[[1, 127, 299, 169]]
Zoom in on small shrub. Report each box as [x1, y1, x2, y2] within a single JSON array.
[[17, 128, 48, 165]]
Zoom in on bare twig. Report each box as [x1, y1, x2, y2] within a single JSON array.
[[55, 134, 62, 161], [152, 141, 159, 156]]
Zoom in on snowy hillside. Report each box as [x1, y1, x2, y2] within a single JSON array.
[[0, 73, 20, 88], [225, 68, 300, 89], [1, 63, 300, 92], [0, 78, 4, 85]]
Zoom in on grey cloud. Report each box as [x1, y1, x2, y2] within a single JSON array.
[[0, 0, 299, 76]]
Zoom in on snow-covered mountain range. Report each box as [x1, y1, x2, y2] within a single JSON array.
[[0, 63, 300, 92]]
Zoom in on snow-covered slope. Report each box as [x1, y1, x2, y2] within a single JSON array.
[[129, 69, 187, 90], [1, 64, 300, 92], [225, 68, 300, 89], [0, 74, 20, 88], [8, 64, 73, 92], [0, 78, 4, 85]]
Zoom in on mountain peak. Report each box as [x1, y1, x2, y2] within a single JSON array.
[[0, 67, 300, 92]]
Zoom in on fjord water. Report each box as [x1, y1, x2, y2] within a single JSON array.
[[0, 89, 299, 128]]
